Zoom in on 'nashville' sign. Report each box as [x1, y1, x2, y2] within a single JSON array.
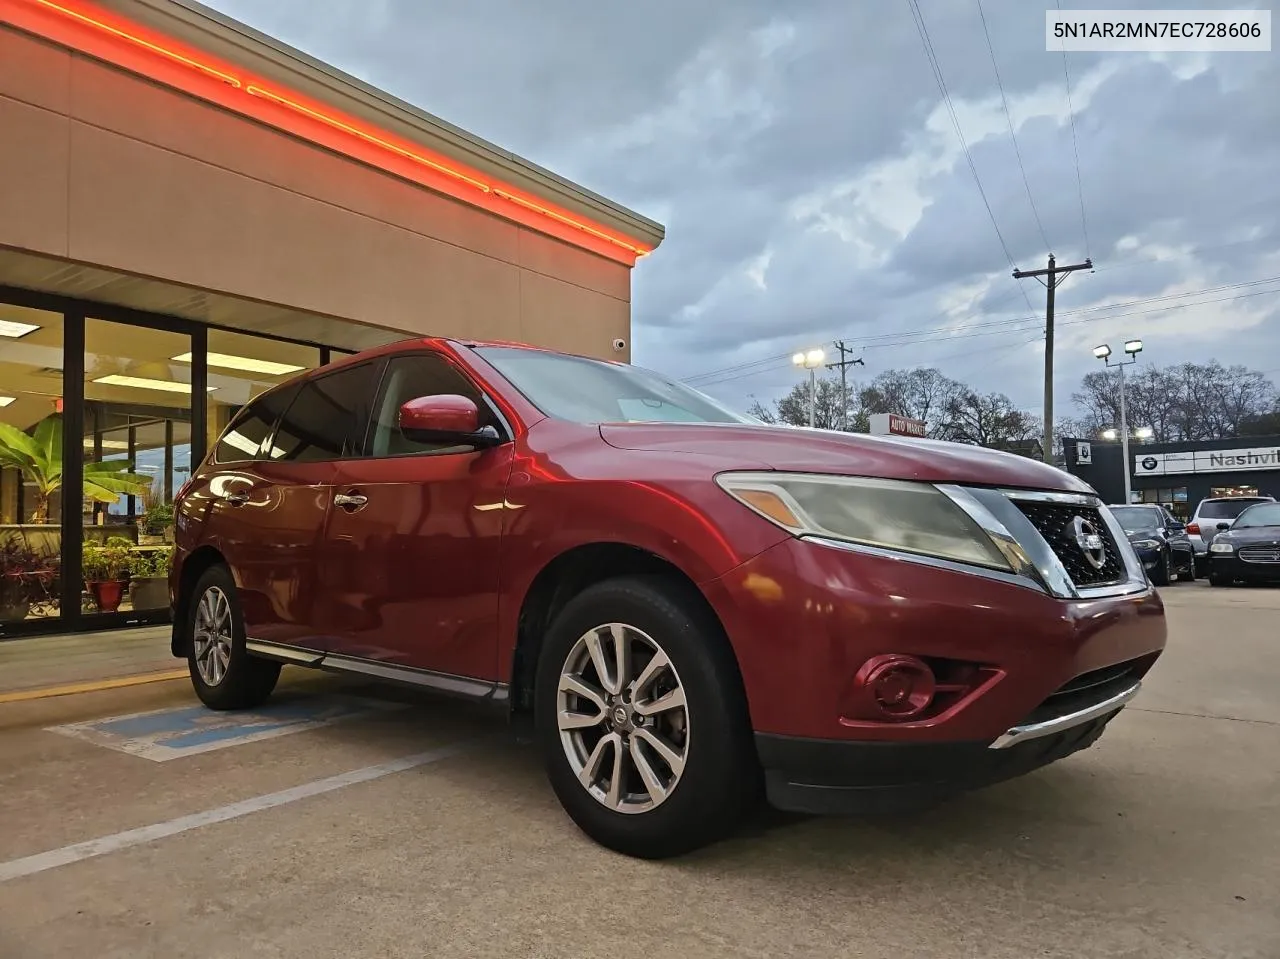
[[1134, 445, 1280, 476]]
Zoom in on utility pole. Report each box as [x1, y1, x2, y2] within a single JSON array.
[[1013, 254, 1092, 464], [825, 340, 865, 431]]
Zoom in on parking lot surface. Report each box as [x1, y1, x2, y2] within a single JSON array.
[[1, 581, 1277, 959]]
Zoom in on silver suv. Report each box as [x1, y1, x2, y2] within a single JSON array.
[[1188, 495, 1275, 572]]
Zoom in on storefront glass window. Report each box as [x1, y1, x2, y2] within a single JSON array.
[[0, 306, 65, 628]]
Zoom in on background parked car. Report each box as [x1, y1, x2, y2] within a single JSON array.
[[1207, 501, 1280, 586], [1108, 504, 1196, 586], [1186, 495, 1275, 574]]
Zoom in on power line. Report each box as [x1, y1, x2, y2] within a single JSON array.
[[976, 0, 1050, 252], [1055, 0, 1091, 258], [908, 0, 1035, 317], [690, 281, 1280, 389]]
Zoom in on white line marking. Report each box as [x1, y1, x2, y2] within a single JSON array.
[[0, 738, 486, 884]]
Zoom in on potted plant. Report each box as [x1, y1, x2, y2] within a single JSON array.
[[0, 537, 44, 622], [137, 503, 175, 546], [83, 536, 133, 613], [0, 415, 152, 523], [127, 547, 172, 611]]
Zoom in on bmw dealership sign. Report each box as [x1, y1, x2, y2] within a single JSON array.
[[1135, 446, 1280, 476]]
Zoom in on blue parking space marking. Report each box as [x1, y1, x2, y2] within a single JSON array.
[[47, 693, 408, 762]]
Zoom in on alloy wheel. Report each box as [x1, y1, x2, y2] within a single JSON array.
[[556, 623, 690, 814], [193, 586, 233, 686]]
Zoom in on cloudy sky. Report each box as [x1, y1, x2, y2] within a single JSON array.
[[206, 0, 1280, 420]]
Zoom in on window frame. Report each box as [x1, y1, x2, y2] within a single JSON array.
[[361, 350, 513, 460]]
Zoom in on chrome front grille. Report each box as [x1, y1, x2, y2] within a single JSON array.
[[1239, 546, 1280, 564], [1011, 501, 1128, 588]]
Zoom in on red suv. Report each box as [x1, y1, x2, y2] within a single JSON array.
[[170, 338, 1166, 858]]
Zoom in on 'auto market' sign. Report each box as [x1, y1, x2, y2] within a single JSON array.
[[869, 413, 927, 438], [1134, 446, 1280, 476]]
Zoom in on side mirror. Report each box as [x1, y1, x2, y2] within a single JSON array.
[[398, 394, 501, 447], [1216, 521, 1231, 531]]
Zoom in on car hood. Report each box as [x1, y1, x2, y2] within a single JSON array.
[[1217, 525, 1280, 546], [598, 423, 1094, 493]]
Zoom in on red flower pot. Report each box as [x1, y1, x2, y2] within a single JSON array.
[[88, 580, 127, 613]]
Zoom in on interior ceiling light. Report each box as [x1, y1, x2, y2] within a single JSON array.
[[92, 374, 215, 394], [0, 320, 41, 338], [16, 0, 652, 264], [0, 396, 16, 407], [173, 351, 305, 376]]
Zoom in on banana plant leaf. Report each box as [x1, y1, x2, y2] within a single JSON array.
[[0, 415, 152, 509]]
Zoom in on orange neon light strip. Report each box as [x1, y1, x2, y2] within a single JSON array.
[[15, 0, 651, 260], [32, 0, 240, 87]]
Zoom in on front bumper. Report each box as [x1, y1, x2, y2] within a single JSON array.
[[1210, 552, 1280, 582], [700, 526, 1166, 812]]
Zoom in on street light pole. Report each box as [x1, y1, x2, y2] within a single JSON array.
[[1093, 339, 1144, 504], [792, 348, 826, 428]]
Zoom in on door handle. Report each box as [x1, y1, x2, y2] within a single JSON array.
[[224, 492, 249, 506], [334, 492, 368, 509]]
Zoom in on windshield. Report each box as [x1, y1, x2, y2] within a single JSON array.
[[1233, 503, 1280, 528], [1110, 506, 1161, 533], [475, 346, 763, 426], [1198, 498, 1270, 520]]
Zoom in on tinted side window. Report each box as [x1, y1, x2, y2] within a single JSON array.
[[369, 354, 494, 457], [268, 364, 378, 462], [213, 384, 299, 464]]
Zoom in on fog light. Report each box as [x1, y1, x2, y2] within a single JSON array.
[[853, 654, 936, 720]]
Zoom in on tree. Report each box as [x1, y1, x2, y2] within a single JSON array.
[[1070, 360, 1277, 443], [859, 368, 967, 439], [944, 389, 1041, 450], [749, 376, 864, 431]]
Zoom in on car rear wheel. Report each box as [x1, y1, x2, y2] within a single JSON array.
[[534, 575, 759, 859], [186, 565, 281, 710]]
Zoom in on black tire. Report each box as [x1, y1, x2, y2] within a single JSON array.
[[1209, 572, 1230, 587], [184, 565, 281, 710], [534, 575, 759, 859], [1182, 554, 1197, 582], [1151, 550, 1172, 587]]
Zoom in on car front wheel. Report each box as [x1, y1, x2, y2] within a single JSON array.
[[185, 565, 281, 710], [534, 575, 759, 859]]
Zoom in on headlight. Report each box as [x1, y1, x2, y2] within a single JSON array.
[[1132, 539, 1160, 550], [715, 471, 1012, 570], [1210, 542, 1235, 554]]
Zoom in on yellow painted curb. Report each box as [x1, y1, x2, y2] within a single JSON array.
[[0, 669, 189, 704]]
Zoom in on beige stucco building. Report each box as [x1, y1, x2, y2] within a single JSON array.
[[0, 0, 664, 637]]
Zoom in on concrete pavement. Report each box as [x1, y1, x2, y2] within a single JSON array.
[[0, 581, 1276, 958]]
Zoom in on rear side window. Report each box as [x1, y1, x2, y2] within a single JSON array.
[[267, 363, 379, 462], [368, 353, 495, 457], [1198, 498, 1269, 520], [213, 385, 299, 464]]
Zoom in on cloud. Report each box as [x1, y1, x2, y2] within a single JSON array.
[[205, 0, 1280, 419]]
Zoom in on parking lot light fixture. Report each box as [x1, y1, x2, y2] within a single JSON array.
[[1135, 426, 1154, 440], [793, 348, 826, 427], [1101, 428, 1118, 440], [1095, 339, 1144, 504]]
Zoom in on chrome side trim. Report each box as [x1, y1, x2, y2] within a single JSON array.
[[801, 535, 1039, 592], [245, 639, 324, 666], [988, 681, 1141, 750], [243, 638, 508, 704]]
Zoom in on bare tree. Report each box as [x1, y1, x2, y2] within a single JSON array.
[[750, 376, 865, 431], [1070, 360, 1277, 442], [859, 368, 967, 439], [945, 389, 1041, 449]]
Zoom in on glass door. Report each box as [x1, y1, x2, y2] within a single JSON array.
[[81, 318, 194, 621]]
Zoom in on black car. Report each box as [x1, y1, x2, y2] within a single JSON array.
[[1207, 502, 1280, 586], [1108, 504, 1196, 586]]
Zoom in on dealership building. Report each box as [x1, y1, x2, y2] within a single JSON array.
[[0, 0, 664, 638], [1063, 434, 1280, 519]]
